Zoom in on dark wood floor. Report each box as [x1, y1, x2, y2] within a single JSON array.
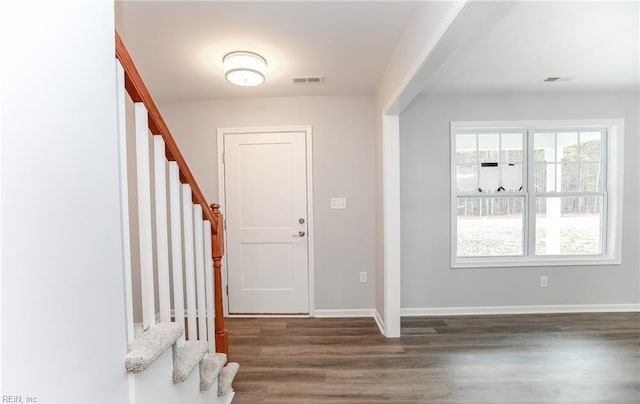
[[226, 313, 640, 403]]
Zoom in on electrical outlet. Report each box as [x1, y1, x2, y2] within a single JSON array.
[[540, 276, 548, 288], [359, 272, 368, 283]]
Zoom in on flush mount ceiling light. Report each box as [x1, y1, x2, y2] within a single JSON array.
[[223, 51, 267, 87]]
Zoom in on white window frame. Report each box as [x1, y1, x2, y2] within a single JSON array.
[[450, 119, 624, 268]]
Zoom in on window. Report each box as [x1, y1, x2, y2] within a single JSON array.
[[450, 120, 623, 268]]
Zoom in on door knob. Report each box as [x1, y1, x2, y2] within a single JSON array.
[[293, 231, 306, 237]]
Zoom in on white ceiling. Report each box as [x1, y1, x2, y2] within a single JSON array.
[[116, 1, 639, 102], [115, 1, 417, 101], [422, 1, 639, 94]]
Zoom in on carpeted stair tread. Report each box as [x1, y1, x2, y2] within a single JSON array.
[[199, 353, 227, 392], [173, 341, 209, 384], [125, 322, 183, 373], [217, 362, 239, 397]]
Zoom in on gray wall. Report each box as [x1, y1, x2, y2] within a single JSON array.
[[400, 92, 640, 308], [158, 96, 377, 311]]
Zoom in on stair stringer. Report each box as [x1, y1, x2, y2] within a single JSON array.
[[131, 346, 234, 404]]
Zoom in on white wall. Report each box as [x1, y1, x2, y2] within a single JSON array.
[[158, 96, 376, 311], [400, 92, 640, 309], [0, 1, 130, 402]]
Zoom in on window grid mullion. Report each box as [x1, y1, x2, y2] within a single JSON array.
[[577, 131, 582, 192], [536, 191, 605, 197]]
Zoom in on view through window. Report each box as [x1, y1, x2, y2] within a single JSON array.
[[452, 122, 616, 265]]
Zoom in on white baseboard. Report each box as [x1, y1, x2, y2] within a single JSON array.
[[373, 309, 386, 336], [313, 309, 376, 318], [225, 309, 374, 319], [312, 308, 387, 336], [401, 303, 640, 317]]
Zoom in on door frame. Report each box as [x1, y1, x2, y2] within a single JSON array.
[[216, 126, 315, 317]]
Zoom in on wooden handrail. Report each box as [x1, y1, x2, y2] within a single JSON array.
[[115, 31, 215, 228], [116, 31, 228, 356]]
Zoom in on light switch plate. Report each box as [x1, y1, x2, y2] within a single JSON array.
[[330, 197, 347, 209]]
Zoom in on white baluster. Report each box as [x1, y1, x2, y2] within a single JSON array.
[[116, 60, 135, 344], [203, 220, 215, 353], [182, 184, 197, 340], [169, 162, 185, 346], [194, 207, 207, 341], [135, 102, 156, 330], [153, 136, 171, 323]]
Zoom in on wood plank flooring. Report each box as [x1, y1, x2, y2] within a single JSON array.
[[227, 313, 640, 403]]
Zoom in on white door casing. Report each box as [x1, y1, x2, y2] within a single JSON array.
[[218, 127, 314, 314]]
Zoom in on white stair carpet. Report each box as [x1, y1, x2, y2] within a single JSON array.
[[173, 341, 209, 384], [218, 362, 240, 397], [200, 353, 228, 391], [125, 322, 183, 373]]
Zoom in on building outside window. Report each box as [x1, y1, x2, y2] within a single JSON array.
[[450, 120, 624, 268]]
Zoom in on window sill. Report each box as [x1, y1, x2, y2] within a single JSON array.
[[452, 256, 621, 268]]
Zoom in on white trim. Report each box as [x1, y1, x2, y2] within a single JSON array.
[[401, 304, 640, 317], [373, 310, 386, 336], [226, 309, 387, 337], [153, 136, 171, 323], [451, 119, 623, 131], [216, 125, 315, 316], [168, 162, 186, 347], [115, 60, 135, 345], [450, 119, 624, 268], [305, 129, 316, 316], [376, 0, 471, 342], [223, 391, 235, 404], [227, 308, 382, 318], [382, 115, 401, 338], [382, 1, 469, 115], [127, 374, 136, 404], [607, 119, 625, 266], [134, 102, 156, 330], [181, 184, 198, 340], [313, 309, 376, 318], [453, 257, 622, 268], [193, 208, 208, 341]]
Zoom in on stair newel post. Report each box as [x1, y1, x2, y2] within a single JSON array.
[[210, 203, 229, 357]]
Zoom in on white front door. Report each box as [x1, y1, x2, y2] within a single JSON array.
[[223, 131, 310, 314]]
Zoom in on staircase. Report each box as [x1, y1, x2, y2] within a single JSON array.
[[115, 32, 237, 403]]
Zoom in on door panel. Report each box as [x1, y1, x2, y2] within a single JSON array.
[[224, 132, 309, 314]]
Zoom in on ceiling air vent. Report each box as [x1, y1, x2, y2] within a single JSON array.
[[544, 77, 573, 82], [291, 76, 324, 85]]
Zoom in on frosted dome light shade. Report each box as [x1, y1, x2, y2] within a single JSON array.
[[223, 51, 267, 87]]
